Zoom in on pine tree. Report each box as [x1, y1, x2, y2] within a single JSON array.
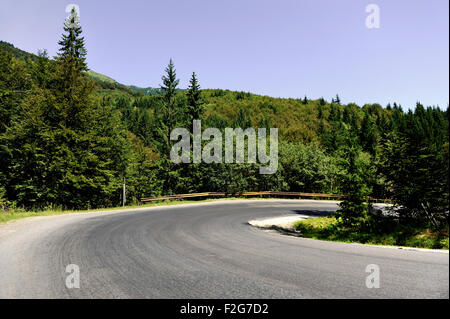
[[319, 97, 326, 106], [57, 7, 87, 72], [360, 113, 377, 154], [302, 95, 308, 104], [328, 104, 338, 122], [186, 72, 203, 123], [377, 103, 449, 227], [32, 50, 53, 89], [159, 59, 180, 153], [156, 59, 181, 195], [317, 104, 323, 119], [335, 136, 371, 228]]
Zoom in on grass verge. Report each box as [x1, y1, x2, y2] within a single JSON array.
[[294, 216, 449, 250]]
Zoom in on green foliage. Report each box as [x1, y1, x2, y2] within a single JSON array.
[[124, 133, 162, 202], [0, 49, 32, 133], [236, 91, 251, 100], [186, 72, 204, 123], [158, 59, 180, 154], [360, 112, 377, 154], [2, 59, 131, 209], [295, 216, 449, 249], [0, 10, 133, 209], [335, 137, 373, 228], [279, 142, 339, 193], [0, 185, 10, 210], [0, 41, 38, 62], [377, 107, 449, 228], [87, 70, 116, 83]]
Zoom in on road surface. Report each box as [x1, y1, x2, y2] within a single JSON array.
[[0, 200, 448, 298]]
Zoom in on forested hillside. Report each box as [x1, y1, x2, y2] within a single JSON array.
[[0, 9, 448, 233]]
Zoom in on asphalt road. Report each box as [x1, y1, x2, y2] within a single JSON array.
[[0, 200, 448, 298]]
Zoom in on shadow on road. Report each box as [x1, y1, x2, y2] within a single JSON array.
[[291, 210, 335, 217]]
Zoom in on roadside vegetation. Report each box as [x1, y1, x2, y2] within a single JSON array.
[[293, 131, 448, 250], [294, 216, 449, 250], [0, 9, 448, 245]]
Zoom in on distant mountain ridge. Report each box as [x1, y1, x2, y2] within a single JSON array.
[[0, 41, 39, 62], [87, 70, 117, 84], [127, 85, 184, 95], [0, 40, 168, 95]]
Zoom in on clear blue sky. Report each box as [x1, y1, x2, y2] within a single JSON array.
[[1, 0, 448, 109]]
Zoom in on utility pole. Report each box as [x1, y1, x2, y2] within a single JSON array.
[[123, 176, 126, 207]]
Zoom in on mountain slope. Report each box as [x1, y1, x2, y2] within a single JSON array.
[[0, 40, 159, 96], [87, 70, 117, 84], [0, 41, 38, 62]]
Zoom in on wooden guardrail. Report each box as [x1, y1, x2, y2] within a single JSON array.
[[140, 192, 226, 202], [141, 191, 393, 203]]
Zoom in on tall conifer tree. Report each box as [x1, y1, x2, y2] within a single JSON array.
[[57, 7, 87, 72], [160, 59, 179, 152], [186, 72, 203, 123]]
